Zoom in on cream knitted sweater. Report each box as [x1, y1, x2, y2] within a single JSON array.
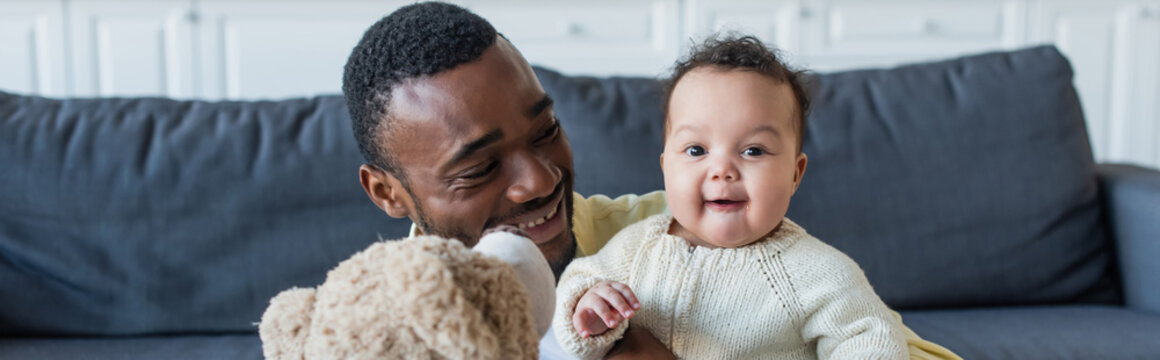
[[553, 214, 907, 360]]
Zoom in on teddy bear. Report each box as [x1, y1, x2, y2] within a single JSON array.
[[258, 229, 556, 359]]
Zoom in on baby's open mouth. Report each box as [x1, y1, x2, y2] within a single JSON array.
[[705, 198, 746, 212]]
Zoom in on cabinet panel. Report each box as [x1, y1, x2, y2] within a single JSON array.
[[1109, 4, 1160, 167], [197, 1, 405, 100], [484, 6, 652, 43], [829, 3, 1003, 42], [684, 0, 803, 65], [470, 0, 679, 76], [0, 1, 67, 96], [68, 0, 194, 98], [802, 0, 1026, 71]]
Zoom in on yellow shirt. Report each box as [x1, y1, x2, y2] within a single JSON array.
[[410, 191, 961, 360]]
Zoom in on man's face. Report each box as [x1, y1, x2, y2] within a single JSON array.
[[359, 37, 576, 274]]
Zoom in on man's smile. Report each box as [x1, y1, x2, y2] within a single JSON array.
[[516, 201, 559, 230], [497, 183, 567, 245]]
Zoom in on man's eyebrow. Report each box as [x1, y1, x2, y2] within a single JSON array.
[[447, 129, 504, 166], [525, 95, 554, 119]]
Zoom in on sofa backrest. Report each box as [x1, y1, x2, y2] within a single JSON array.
[[0, 94, 411, 335], [538, 45, 1119, 309]]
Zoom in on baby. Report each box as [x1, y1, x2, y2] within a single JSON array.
[[553, 35, 908, 359]]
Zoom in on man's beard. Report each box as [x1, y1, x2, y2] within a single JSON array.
[[548, 239, 576, 281], [411, 198, 475, 246]]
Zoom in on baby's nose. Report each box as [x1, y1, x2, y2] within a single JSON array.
[[708, 159, 739, 181]]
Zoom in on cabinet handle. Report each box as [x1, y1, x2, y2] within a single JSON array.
[[566, 22, 585, 37], [799, 7, 814, 20], [922, 19, 940, 35], [185, 10, 200, 23]]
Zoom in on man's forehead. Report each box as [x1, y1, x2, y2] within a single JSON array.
[[389, 78, 470, 130], [383, 79, 479, 169], [388, 41, 538, 124], [383, 41, 550, 166], [387, 77, 526, 142]]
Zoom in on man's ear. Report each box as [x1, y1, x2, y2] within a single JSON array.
[[359, 164, 412, 218], [793, 152, 808, 192]]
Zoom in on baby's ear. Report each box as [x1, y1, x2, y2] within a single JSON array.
[[259, 287, 317, 360]]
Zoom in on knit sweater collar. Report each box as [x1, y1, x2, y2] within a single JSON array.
[[647, 213, 809, 254]]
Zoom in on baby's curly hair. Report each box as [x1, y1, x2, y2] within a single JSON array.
[[343, 2, 497, 181], [664, 35, 811, 152]]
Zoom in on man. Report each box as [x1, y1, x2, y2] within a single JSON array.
[[343, 2, 959, 359]]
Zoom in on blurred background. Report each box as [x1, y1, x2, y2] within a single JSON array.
[[2, 0, 1158, 169]]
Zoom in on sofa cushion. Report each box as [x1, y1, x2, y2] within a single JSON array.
[[901, 306, 1160, 360], [0, 93, 410, 335], [787, 46, 1117, 308]]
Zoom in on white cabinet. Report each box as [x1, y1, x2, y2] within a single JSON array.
[[684, 0, 804, 65], [67, 0, 195, 98], [195, 1, 403, 100], [685, 0, 1027, 71], [0, 1, 67, 96]]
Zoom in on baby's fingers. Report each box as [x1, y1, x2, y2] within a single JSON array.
[[607, 282, 641, 311], [574, 308, 609, 337], [593, 285, 636, 319], [573, 296, 619, 337]]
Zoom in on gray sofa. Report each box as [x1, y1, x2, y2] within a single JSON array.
[[2, 46, 1158, 359]]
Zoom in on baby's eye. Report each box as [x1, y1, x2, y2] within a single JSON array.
[[685, 145, 706, 157], [744, 147, 765, 156]]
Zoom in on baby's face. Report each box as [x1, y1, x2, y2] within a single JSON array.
[[662, 68, 807, 248]]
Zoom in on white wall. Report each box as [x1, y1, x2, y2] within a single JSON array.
[[1, 0, 1158, 168]]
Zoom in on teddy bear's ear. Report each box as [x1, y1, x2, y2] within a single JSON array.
[[259, 287, 317, 360]]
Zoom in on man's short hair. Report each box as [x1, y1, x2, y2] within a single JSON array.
[[664, 35, 811, 152], [343, 2, 497, 180]]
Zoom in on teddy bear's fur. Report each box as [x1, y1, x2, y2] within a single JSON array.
[[259, 235, 542, 359]]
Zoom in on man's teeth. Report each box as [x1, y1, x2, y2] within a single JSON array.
[[517, 205, 558, 230]]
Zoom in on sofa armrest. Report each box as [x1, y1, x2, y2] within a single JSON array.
[[1096, 163, 1160, 314]]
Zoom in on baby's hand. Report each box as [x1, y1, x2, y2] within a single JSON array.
[[572, 281, 641, 338]]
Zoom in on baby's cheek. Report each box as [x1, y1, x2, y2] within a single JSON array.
[[668, 181, 702, 214], [751, 184, 793, 230]]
